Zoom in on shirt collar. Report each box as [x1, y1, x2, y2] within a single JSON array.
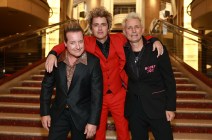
[[58, 50, 87, 66], [96, 36, 110, 47]]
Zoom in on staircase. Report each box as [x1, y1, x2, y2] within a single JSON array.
[[0, 62, 212, 140]]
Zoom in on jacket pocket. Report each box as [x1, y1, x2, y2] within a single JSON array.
[[152, 89, 165, 94]]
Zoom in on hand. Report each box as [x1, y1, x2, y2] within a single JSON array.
[[41, 115, 51, 131], [166, 111, 175, 121], [152, 41, 164, 57], [45, 54, 57, 73], [84, 124, 97, 139]]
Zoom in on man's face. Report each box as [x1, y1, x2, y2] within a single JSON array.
[[91, 17, 109, 43], [64, 31, 85, 58], [123, 18, 144, 43]]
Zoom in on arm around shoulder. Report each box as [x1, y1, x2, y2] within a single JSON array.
[[45, 43, 65, 72]]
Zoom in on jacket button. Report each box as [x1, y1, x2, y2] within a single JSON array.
[[65, 104, 70, 109]]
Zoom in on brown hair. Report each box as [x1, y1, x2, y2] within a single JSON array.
[[87, 7, 112, 30], [63, 19, 84, 42]]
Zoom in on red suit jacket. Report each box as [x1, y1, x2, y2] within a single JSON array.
[[52, 33, 127, 95], [51, 33, 152, 95]]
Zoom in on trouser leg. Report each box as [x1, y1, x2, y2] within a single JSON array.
[[48, 111, 70, 140], [150, 118, 173, 140], [95, 96, 109, 140], [128, 95, 149, 140], [109, 88, 130, 140], [48, 110, 86, 140], [70, 115, 86, 140]]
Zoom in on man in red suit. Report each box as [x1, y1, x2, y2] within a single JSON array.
[[45, 7, 163, 140]]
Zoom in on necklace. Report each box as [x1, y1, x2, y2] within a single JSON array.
[[133, 46, 145, 64], [134, 52, 140, 63]]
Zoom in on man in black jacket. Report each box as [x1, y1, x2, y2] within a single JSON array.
[[123, 12, 176, 140], [40, 20, 103, 140]]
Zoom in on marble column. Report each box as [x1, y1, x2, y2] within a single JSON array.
[[138, 0, 160, 34], [86, 0, 101, 12]]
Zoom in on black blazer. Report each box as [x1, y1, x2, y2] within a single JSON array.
[[40, 52, 103, 130], [124, 37, 176, 119]]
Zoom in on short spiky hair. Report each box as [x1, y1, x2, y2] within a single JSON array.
[[63, 19, 84, 42], [122, 12, 144, 28], [87, 7, 112, 30]]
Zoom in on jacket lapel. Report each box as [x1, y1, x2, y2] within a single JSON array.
[[85, 36, 106, 61], [58, 62, 68, 94], [67, 63, 85, 94]]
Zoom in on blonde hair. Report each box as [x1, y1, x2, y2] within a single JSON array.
[[122, 12, 144, 28], [87, 7, 112, 30]]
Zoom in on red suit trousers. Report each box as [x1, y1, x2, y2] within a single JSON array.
[[95, 87, 130, 140]]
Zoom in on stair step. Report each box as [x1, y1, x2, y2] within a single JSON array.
[[175, 77, 190, 84], [0, 126, 212, 140], [176, 84, 199, 91], [31, 75, 44, 81], [40, 70, 45, 75], [10, 84, 200, 95], [176, 108, 212, 119], [0, 126, 117, 140], [177, 99, 212, 108], [1, 107, 211, 128], [22, 80, 42, 87], [0, 98, 211, 114], [10, 87, 41, 94], [174, 72, 183, 77], [0, 113, 42, 127], [172, 133, 212, 140], [0, 94, 40, 103], [107, 117, 212, 133], [172, 67, 177, 72], [0, 102, 39, 114], [0, 126, 48, 140], [10, 87, 56, 95], [177, 91, 207, 99], [23, 78, 192, 86], [150, 132, 212, 140], [172, 119, 212, 133]]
